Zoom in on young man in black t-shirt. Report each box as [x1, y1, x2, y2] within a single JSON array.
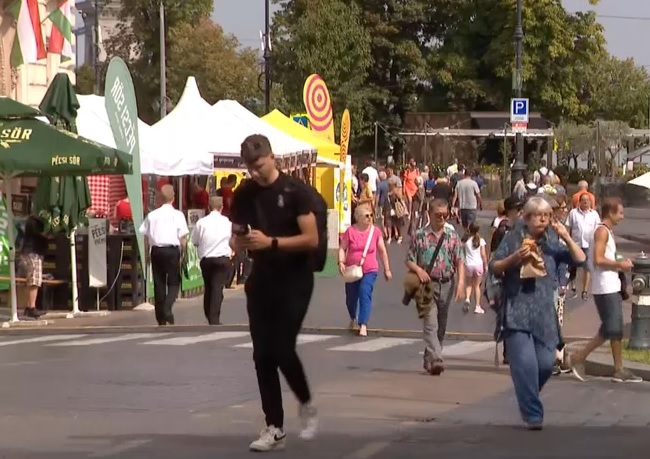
[[230, 134, 319, 452]]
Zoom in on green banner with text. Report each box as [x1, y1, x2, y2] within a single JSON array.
[[0, 195, 11, 290], [104, 58, 145, 283]]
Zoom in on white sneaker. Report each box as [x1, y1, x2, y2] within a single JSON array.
[[298, 403, 318, 440], [474, 306, 485, 314], [249, 426, 286, 452]]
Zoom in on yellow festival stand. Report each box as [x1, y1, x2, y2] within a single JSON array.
[[262, 110, 341, 208]]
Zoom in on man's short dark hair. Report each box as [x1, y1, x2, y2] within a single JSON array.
[[241, 134, 273, 163], [601, 197, 622, 218], [429, 198, 449, 210], [227, 173, 237, 183]]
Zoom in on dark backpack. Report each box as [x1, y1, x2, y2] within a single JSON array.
[[283, 177, 328, 272]]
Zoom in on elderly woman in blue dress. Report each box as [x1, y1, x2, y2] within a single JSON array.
[[490, 197, 585, 430]]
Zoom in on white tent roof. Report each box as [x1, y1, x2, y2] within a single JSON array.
[[212, 100, 315, 156], [148, 77, 216, 175], [77, 94, 213, 176]]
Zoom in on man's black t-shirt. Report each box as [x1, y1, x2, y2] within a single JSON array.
[[230, 173, 314, 273]]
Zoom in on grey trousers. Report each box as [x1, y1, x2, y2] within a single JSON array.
[[423, 279, 455, 364]]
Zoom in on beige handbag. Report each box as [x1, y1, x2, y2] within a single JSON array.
[[342, 226, 375, 283]]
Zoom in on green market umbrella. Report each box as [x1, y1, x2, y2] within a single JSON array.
[[34, 73, 92, 234], [0, 93, 132, 323]]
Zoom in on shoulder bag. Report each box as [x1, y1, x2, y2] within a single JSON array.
[[342, 226, 376, 283]]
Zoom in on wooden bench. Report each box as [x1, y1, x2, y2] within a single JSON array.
[[0, 276, 68, 311]]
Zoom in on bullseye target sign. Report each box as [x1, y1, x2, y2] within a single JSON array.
[[302, 74, 335, 142]]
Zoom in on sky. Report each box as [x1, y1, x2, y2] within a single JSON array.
[[212, 0, 650, 66]]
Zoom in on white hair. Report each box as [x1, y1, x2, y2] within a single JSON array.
[[522, 196, 552, 217], [354, 204, 373, 220]]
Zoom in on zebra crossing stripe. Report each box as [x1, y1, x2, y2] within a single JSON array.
[[0, 334, 88, 347], [328, 337, 419, 352], [47, 333, 159, 347], [142, 331, 250, 346], [418, 341, 494, 356], [233, 334, 337, 349]]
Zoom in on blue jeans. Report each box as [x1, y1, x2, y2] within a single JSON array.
[[504, 330, 556, 425], [345, 272, 378, 325]]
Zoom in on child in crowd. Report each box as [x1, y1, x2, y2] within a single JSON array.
[[462, 223, 488, 314]]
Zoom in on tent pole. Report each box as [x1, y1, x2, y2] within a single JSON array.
[[5, 178, 18, 322], [69, 228, 80, 315]]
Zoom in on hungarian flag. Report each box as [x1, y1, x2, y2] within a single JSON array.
[[9, 0, 47, 66], [46, 0, 73, 59]]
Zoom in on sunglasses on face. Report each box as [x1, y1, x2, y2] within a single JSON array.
[[433, 212, 448, 219]]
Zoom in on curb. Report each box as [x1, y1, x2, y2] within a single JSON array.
[[0, 323, 594, 341], [584, 352, 650, 381]]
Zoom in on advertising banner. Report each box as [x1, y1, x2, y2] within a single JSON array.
[[87, 218, 107, 288], [0, 194, 11, 290], [104, 57, 145, 280]]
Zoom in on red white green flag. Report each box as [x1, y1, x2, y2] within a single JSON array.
[[46, 0, 73, 59], [9, 0, 47, 66]]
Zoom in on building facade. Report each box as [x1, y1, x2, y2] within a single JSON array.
[[0, 0, 75, 106], [76, 0, 124, 66]]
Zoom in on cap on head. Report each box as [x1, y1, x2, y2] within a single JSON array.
[[241, 134, 273, 163]]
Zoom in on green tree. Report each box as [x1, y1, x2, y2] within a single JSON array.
[[271, 0, 373, 147], [104, 0, 213, 122], [167, 19, 260, 106], [426, 0, 607, 122], [554, 121, 595, 169], [356, 0, 435, 155], [586, 56, 650, 127], [74, 64, 95, 95]]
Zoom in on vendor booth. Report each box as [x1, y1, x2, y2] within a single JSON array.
[[209, 101, 316, 174], [262, 109, 341, 208]]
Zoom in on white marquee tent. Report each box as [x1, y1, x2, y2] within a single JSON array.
[[212, 100, 315, 157], [148, 77, 215, 175], [77, 94, 214, 176]]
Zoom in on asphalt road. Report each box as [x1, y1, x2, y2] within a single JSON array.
[[1, 331, 649, 458]]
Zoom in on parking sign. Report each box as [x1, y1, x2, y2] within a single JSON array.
[[510, 98, 529, 123]]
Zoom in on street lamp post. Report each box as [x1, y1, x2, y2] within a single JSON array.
[[510, 0, 526, 188], [263, 0, 271, 113], [93, 0, 101, 94], [159, 0, 167, 119]]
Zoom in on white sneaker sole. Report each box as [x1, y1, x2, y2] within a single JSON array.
[[250, 440, 285, 452]]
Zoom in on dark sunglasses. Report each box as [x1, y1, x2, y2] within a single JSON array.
[[433, 212, 448, 219]]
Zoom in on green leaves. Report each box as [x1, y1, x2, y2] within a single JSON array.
[[272, 0, 373, 143]]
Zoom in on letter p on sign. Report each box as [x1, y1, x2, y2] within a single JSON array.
[[510, 98, 529, 123]]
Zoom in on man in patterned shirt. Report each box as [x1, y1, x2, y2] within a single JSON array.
[[406, 198, 465, 375]]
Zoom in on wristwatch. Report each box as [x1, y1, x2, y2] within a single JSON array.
[[271, 237, 279, 251]]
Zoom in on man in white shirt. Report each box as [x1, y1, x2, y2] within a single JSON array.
[[361, 160, 379, 192], [565, 193, 600, 299], [191, 196, 233, 325], [139, 185, 189, 326]]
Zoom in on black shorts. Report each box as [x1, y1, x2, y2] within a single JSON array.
[[594, 292, 624, 340], [460, 209, 477, 227]]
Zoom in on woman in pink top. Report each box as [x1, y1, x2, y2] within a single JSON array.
[[338, 205, 392, 336]]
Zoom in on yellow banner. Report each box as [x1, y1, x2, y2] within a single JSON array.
[[338, 109, 350, 233]]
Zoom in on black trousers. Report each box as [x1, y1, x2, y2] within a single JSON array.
[[227, 250, 252, 287], [246, 269, 314, 429], [200, 256, 231, 325], [150, 246, 181, 325]]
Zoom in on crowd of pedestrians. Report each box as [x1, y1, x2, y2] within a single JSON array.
[[340, 157, 641, 434]]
